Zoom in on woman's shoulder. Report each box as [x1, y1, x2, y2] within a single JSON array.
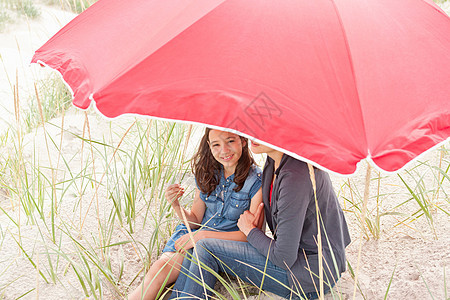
[[279, 156, 330, 186], [279, 156, 309, 176]]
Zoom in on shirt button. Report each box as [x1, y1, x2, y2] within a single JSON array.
[[236, 204, 239, 207], [214, 223, 216, 226], [218, 214, 221, 216]]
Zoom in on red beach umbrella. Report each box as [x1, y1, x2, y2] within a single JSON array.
[[31, 0, 450, 175]]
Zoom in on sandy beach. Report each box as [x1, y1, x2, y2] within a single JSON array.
[[0, 2, 449, 299]]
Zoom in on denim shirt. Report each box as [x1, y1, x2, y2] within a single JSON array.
[[198, 164, 262, 232]]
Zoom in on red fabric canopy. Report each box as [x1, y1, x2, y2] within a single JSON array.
[[32, 0, 450, 174]]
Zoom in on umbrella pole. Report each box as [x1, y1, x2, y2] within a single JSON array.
[[308, 164, 324, 299], [352, 161, 372, 299]]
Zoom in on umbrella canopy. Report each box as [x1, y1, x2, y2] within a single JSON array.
[[31, 0, 450, 175]]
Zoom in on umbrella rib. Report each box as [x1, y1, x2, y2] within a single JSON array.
[[329, 0, 369, 159]]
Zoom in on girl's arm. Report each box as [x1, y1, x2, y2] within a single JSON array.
[[201, 187, 263, 241], [175, 188, 263, 251], [167, 185, 205, 229]]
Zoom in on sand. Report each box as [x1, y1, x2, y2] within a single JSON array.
[[0, 2, 449, 299]]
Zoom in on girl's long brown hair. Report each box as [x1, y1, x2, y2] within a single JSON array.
[[192, 128, 255, 196]]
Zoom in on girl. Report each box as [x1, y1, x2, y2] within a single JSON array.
[[169, 142, 351, 300], [128, 128, 262, 300]]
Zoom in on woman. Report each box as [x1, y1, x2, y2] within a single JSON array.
[[169, 142, 351, 299], [128, 129, 262, 300]]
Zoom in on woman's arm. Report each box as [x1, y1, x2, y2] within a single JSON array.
[[199, 187, 263, 240], [245, 170, 312, 270]]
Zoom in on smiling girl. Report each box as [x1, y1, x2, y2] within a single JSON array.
[[128, 128, 262, 300]]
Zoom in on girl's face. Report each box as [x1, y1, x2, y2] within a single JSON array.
[[208, 130, 244, 174]]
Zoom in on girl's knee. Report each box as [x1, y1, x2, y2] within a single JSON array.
[[151, 253, 178, 272], [160, 251, 176, 261], [196, 238, 230, 255], [194, 239, 212, 257], [193, 239, 222, 264], [195, 238, 208, 248]]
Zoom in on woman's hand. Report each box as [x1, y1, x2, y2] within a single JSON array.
[[175, 231, 205, 252], [165, 184, 184, 209], [238, 203, 264, 236]]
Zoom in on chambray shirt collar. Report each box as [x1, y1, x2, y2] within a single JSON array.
[[218, 166, 235, 183]]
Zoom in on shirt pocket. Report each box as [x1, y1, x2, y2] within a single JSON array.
[[226, 193, 250, 220], [203, 194, 220, 212]]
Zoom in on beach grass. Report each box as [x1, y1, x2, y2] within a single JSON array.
[[0, 69, 448, 298], [0, 0, 40, 31], [0, 0, 95, 31], [0, 1, 449, 299], [44, 0, 97, 13]]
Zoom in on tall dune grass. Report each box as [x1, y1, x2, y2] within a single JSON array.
[[44, 0, 97, 13], [0, 0, 449, 298], [0, 69, 448, 299]]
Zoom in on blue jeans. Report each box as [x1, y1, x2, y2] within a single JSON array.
[[168, 238, 319, 300]]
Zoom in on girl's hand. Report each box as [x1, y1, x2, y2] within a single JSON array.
[[165, 184, 184, 209], [175, 231, 204, 252], [253, 203, 265, 228]]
